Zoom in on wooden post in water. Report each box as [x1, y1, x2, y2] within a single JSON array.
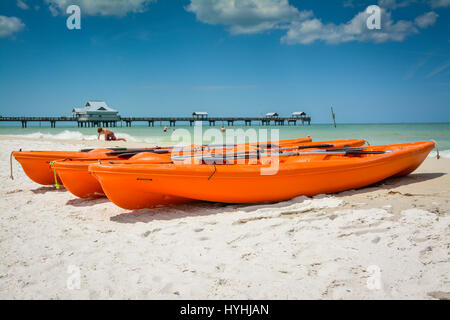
[[331, 107, 336, 128]]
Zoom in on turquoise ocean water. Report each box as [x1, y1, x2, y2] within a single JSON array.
[[1, 122, 449, 153]]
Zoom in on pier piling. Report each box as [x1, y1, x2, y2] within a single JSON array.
[[1, 115, 312, 128]]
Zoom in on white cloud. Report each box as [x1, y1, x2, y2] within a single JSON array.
[[0, 15, 25, 38], [426, 60, 450, 78], [429, 0, 450, 8], [378, 0, 415, 9], [404, 56, 430, 79], [17, 0, 29, 10], [379, 0, 450, 8], [343, 0, 356, 8], [281, 9, 419, 45], [185, 0, 311, 34], [415, 11, 438, 28], [185, 1, 441, 45], [44, 0, 155, 17]]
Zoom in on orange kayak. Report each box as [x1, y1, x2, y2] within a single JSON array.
[[9, 145, 208, 186], [13, 137, 313, 186], [54, 139, 365, 199], [89, 141, 434, 210], [52, 153, 171, 198], [11, 148, 123, 186]]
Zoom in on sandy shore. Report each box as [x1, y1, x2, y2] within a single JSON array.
[[0, 136, 448, 299]]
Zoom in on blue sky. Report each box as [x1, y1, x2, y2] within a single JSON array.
[[0, 0, 449, 123]]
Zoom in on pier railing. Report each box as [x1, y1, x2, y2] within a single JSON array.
[[0, 116, 311, 128]]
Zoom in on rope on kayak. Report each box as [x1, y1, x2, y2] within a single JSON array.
[[49, 161, 60, 189], [10, 152, 14, 180], [208, 164, 217, 180], [366, 141, 371, 146], [10, 149, 24, 180], [431, 140, 440, 159], [279, 144, 334, 151]]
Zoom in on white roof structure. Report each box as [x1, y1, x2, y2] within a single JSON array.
[[292, 111, 306, 116], [73, 101, 117, 113], [266, 112, 279, 117], [192, 111, 208, 116]]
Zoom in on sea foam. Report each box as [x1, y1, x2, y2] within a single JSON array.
[[1, 130, 138, 142], [428, 150, 450, 159]]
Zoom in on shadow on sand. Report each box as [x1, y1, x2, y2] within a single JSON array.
[[109, 172, 446, 224], [110, 201, 237, 224], [31, 186, 67, 194], [66, 197, 110, 207], [335, 172, 446, 197]]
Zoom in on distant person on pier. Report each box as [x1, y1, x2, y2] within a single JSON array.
[[97, 127, 126, 142]]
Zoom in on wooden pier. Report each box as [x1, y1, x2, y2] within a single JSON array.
[[0, 115, 311, 128]]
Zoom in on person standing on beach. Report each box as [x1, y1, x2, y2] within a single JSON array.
[[97, 127, 127, 142]]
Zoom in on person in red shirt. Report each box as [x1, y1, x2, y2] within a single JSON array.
[[97, 127, 127, 141]]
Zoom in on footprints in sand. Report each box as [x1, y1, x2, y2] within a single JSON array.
[[97, 229, 114, 234], [232, 216, 267, 225], [240, 252, 257, 261], [6, 189, 22, 195], [141, 228, 161, 238], [338, 227, 391, 238], [193, 227, 210, 241], [232, 209, 318, 225], [215, 263, 226, 272], [227, 232, 261, 245], [371, 236, 381, 244]]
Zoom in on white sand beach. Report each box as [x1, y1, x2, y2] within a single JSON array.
[[0, 136, 448, 300]]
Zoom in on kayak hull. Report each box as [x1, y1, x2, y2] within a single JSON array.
[[12, 151, 86, 186], [12, 148, 150, 186], [90, 141, 434, 209], [52, 160, 104, 198], [12, 139, 313, 186], [52, 153, 173, 199], [58, 139, 363, 201], [90, 169, 194, 210]]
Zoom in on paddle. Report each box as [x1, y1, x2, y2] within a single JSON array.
[[171, 144, 339, 161], [116, 150, 171, 159], [296, 149, 386, 155], [110, 144, 237, 158], [80, 147, 128, 152], [204, 144, 237, 149], [172, 148, 387, 162], [104, 142, 335, 158], [274, 143, 335, 151], [106, 147, 165, 155]]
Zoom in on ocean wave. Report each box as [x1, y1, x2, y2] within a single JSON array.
[[428, 150, 450, 159], [1, 130, 449, 157], [0, 130, 138, 142]]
